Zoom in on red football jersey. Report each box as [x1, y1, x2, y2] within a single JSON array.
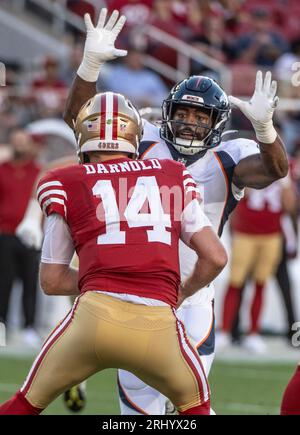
[[232, 181, 285, 235], [37, 157, 199, 307]]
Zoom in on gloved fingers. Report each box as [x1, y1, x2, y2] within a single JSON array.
[[105, 10, 119, 31], [271, 96, 279, 109], [113, 48, 128, 57], [84, 13, 94, 31], [269, 80, 277, 100], [112, 15, 127, 36], [255, 70, 263, 94], [263, 70, 272, 94], [96, 8, 108, 29]]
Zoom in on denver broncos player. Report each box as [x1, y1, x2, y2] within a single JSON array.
[[0, 91, 228, 415], [61, 9, 288, 415]]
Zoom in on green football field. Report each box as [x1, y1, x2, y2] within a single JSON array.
[[0, 355, 295, 415]]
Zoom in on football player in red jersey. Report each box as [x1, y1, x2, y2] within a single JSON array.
[[218, 178, 297, 353], [0, 91, 227, 415]]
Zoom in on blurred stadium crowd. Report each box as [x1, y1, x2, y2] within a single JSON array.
[[2, 1, 300, 147], [0, 0, 300, 354]]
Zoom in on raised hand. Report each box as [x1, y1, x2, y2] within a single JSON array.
[[77, 8, 127, 82], [229, 71, 278, 144]]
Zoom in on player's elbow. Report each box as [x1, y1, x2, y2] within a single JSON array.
[[41, 281, 57, 296], [208, 246, 228, 272], [281, 163, 289, 178], [39, 263, 64, 295], [192, 228, 228, 272], [273, 162, 288, 179], [40, 274, 59, 295], [270, 155, 289, 179]]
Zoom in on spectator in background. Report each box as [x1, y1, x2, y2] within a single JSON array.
[[67, 0, 96, 22], [99, 46, 168, 107], [171, 0, 204, 40], [189, 11, 230, 76], [274, 38, 300, 155], [148, 0, 182, 68], [0, 64, 36, 142], [31, 56, 67, 119], [218, 0, 250, 37], [108, 0, 152, 27], [60, 42, 84, 87], [0, 128, 41, 348], [107, 0, 153, 47], [274, 38, 300, 98], [217, 179, 297, 354], [233, 7, 289, 67]]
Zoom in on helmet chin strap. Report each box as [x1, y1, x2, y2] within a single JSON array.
[[175, 137, 205, 147], [174, 129, 212, 154]]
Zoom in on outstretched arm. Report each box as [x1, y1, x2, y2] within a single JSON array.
[[231, 71, 288, 189], [64, 76, 96, 128], [63, 8, 127, 128]]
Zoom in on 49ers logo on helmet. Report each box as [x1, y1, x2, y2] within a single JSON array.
[[98, 142, 119, 150], [75, 91, 143, 162]]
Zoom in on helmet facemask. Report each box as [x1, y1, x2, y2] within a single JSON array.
[[161, 99, 230, 155]]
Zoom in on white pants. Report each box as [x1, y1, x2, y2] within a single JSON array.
[[118, 301, 215, 415]]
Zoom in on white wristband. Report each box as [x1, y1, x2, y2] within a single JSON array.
[[252, 120, 277, 144], [77, 54, 102, 82]]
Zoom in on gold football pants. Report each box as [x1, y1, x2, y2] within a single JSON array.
[[20, 291, 209, 413], [229, 232, 282, 287]]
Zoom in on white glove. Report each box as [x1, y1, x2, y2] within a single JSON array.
[[16, 199, 43, 250], [77, 8, 127, 82], [229, 70, 278, 144]]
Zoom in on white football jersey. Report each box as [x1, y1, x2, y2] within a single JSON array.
[[140, 120, 260, 305]]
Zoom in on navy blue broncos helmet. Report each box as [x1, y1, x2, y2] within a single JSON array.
[[161, 75, 231, 155]]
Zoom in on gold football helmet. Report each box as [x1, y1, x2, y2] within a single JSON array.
[[74, 92, 143, 162]]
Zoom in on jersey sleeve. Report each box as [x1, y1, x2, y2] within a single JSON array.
[[41, 214, 74, 264], [181, 166, 202, 206], [36, 171, 67, 219], [180, 199, 212, 246], [219, 138, 260, 201], [223, 138, 260, 164]]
